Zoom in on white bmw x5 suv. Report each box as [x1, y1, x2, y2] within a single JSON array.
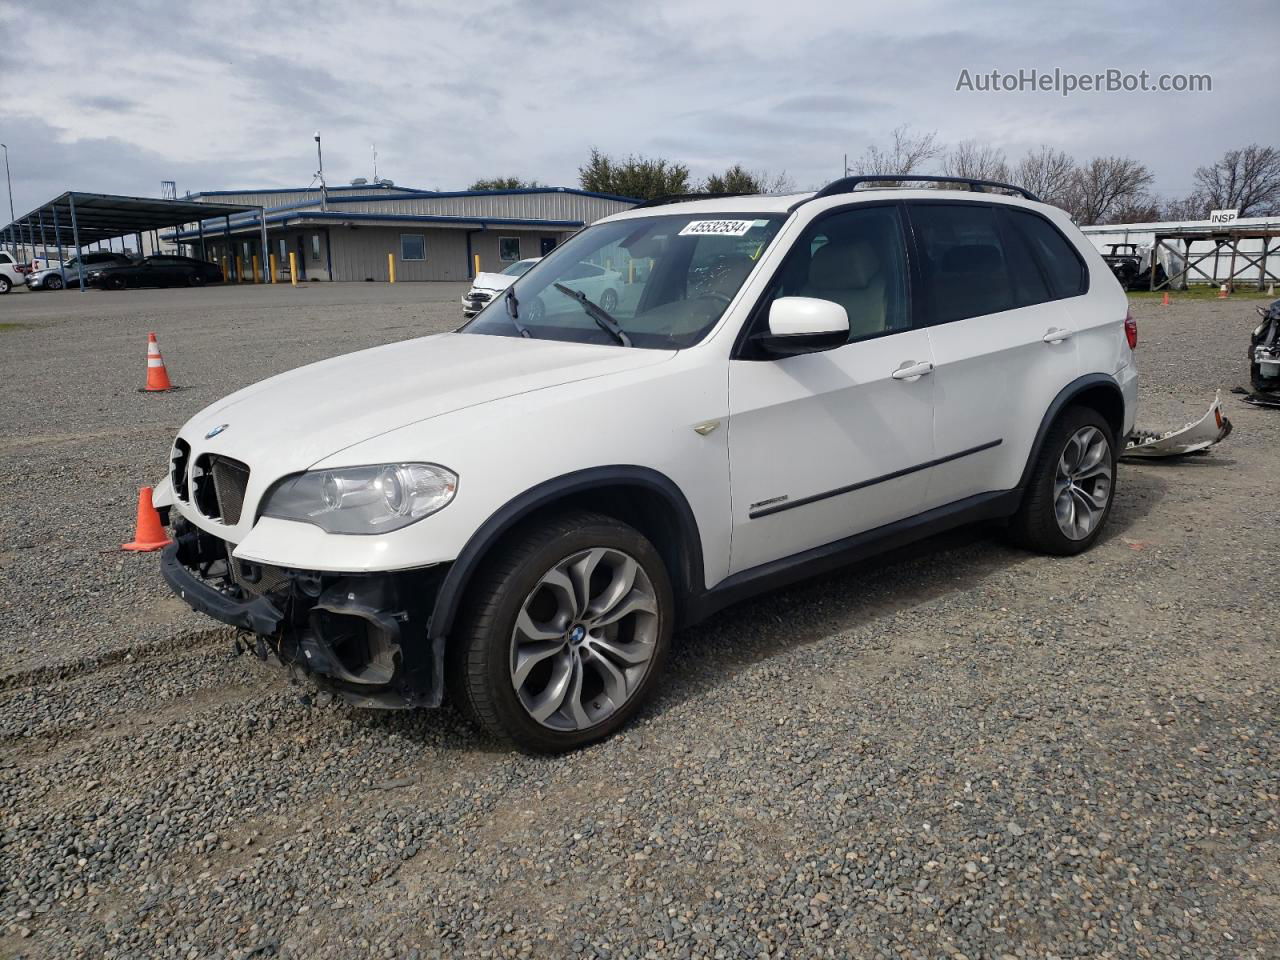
[[156, 175, 1137, 753]]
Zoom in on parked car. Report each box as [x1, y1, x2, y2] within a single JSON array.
[[520, 260, 624, 322], [154, 176, 1137, 753], [461, 257, 540, 317], [0, 249, 25, 294], [88, 255, 223, 289], [26, 252, 132, 291]]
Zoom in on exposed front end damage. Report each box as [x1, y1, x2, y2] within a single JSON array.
[[1244, 298, 1280, 408], [161, 515, 447, 708], [1123, 391, 1233, 460]]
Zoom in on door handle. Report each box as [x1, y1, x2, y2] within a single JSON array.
[[1042, 327, 1075, 344], [891, 360, 934, 381]]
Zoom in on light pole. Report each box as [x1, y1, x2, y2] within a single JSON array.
[[1, 143, 14, 256], [314, 131, 328, 212]]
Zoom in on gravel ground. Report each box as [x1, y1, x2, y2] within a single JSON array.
[[1, 284, 1276, 959]]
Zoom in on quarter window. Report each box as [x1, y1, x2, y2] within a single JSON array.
[[499, 236, 521, 261], [400, 234, 426, 261], [758, 204, 911, 342], [908, 204, 1014, 324], [1004, 209, 1087, 298]]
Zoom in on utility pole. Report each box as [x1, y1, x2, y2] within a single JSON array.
[[372, 143, 378, 183], [314, 132, 328, 212], [1, 144, 14, 255]]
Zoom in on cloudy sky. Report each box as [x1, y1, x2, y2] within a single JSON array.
[[0, 0, 1275, 216]]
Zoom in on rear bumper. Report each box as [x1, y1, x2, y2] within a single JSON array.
[[162, 521, 447, 708]]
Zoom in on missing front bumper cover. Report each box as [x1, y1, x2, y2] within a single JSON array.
[[161, 526, 445, 708]]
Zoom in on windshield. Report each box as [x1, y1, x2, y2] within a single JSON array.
[[462, 212, 785, 349], [501, 259, 537, 277]]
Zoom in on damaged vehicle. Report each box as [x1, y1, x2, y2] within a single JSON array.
[[154, 175, 1137, 752], [1244, 298, 1280, 407]]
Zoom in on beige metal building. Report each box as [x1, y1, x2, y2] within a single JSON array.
[[167, 183, 638, 283]]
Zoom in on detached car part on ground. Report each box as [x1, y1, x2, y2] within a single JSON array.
[[1122, 392, 1232, 459], [153, 176, 1140, 753]]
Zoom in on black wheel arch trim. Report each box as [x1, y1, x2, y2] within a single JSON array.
[[1018, 372, 1125, 490], [427, 465, 705, 641]]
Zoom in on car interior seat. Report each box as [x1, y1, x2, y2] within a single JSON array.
[[802, 240, 887, 339]]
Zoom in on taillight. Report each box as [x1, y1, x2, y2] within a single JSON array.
[[1124, 313, 1137, 349]]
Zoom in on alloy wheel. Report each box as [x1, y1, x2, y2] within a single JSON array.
[[1053, 425, 1112, 540], [510, 547, 659, 731]]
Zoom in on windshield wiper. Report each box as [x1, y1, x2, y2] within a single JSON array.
[[552, 283, 631, 347], [505, 287, 532, 338]]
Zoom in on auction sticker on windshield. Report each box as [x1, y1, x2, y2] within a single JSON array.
[[678, 219, 758, 237]]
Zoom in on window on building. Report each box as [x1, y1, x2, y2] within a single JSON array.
[[499, 236, 521, 261], [400, 234, 426, 261], [310, 234, 322, 262], [907, 203, 1014, 324], [278, 238, 287, 265]]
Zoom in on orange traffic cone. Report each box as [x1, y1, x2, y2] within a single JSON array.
[[1217, 284, 1229, 299], [145, 333, 173, 391], [122, 486, 172, 552], [1161, 291, 1170, 306]]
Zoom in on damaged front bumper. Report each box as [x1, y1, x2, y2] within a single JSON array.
[[162, 517, 447, 708], [1123, 391, 1233, 459]]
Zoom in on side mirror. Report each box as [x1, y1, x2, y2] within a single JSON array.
[[752, 297, 850, 357]]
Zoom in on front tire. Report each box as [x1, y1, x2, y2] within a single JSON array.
[[46, 274, 64, 290], [446, 511, 673, 753], [1010, 405, 1116, 555]]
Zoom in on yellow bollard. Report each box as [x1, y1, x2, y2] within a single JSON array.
[[268, 253, 278, 284], [221, 256, 228, 282], [628, 261, 635, 285], [252, 255, 261, 284], [288, 252, 298, 287], [236, 257, 245, 283], [473, 253, 480, 277], [388, 252, 396, 284]]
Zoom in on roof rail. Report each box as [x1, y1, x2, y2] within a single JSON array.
[[631, 192, 752, 209], [793, 175, 1041, 210]]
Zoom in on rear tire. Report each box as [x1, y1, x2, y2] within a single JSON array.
[[0, 276, 10, 294], [1010, 405, 1116, 555], [446, 511, 673, 753]]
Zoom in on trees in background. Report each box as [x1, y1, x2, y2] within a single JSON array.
[[1064, 156, 1155, 225], [490, 140, 1280, 225], [1012, 146, 1076, 208], [467, 177, 542, 190], [1191, 144, 1280, 217], [943, 140, 1009, 182], [702, 164, 796, 195], [851, 125, 943, 179], [578, 148, 691, 200]]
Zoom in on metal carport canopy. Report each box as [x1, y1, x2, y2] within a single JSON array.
[[4, 191, 258, 245], [3, 191, 262, 291]]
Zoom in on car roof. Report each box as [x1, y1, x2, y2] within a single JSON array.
[[600, 188, 1051, 223]]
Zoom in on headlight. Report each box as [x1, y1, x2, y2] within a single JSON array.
[[262, 463, 458, 534]]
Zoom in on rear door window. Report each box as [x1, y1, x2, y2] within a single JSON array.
[[1003, 209, 1088, 298], [907, 203, 1014, 324]]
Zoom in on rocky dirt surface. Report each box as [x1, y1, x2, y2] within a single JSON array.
[[1, 286, 1276, 959]]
